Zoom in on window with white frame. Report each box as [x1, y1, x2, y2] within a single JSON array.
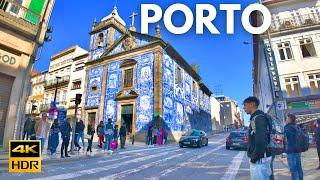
[[277, 42, 293, 60], [284, 76, 300, 97], [299, 38, 317, 58], [308, 73, 320, 94]]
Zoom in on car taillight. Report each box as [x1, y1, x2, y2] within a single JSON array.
[[241, 136, 248, 141], [273, 137, 283, 144], [226, 137, 231, 141]]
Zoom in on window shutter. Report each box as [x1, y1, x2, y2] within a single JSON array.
[[25, 0, 46, 24]]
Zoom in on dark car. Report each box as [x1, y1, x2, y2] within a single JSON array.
[[179, 130, 208, 148], [226, 130, 248, 150]]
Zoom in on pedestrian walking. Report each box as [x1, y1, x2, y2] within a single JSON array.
[[104, 119, 114, 151], [49, 119, 60, 155], [86, 122, 95, 154], [97, 121, 104, 148], [119, 124, 126, 149], [162, 127, 167, 145], [315, 119, 320, 169], [148, 126, 153, 147], [23, 117, 33, 140], [157, 127, 163, 145], [29, 118, 36, 140], [284, 114, 304, 180], [76, 120, 85, 150], [60, 118, 72, 158], [153, 127, 158, 145], [35, 113, 50, 152], [243, 96, 272, 180], [74, 120, 85, 151]]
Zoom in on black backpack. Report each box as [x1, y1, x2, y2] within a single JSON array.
[[261, 114, 285, 155], [295, 126, 309, 153]]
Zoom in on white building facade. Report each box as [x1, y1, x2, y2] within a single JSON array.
[[253, 0, 320, 131], [43, 45, 87, 116]]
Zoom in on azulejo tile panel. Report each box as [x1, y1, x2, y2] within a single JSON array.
[[85, 66, 104, 108], [162, 52, 211, 133], [102, 53, 154, 131]]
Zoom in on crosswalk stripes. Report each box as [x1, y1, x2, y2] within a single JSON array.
[[28, 147, 184, 180], [145, 143, 225, 180], [221, 151, 245, 180]]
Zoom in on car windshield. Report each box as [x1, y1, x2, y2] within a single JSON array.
[[188, 130, 201, 136], [230, 132, 247, 138]]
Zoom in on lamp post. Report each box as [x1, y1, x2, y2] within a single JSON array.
[[53, 76, 61, 104]]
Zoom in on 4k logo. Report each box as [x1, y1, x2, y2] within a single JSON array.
[[12, 145, 38, 154], [9, 140, 42, 173]]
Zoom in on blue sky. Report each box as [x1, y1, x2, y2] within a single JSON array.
[[34, 0, 257, 124]]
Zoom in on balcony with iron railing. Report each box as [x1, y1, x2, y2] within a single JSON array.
[[269, 10, 320, 33], [0, 0, 42, 36], [44, 75, 70, 89]]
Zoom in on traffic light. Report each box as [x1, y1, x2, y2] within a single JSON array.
[[31, 105, 37, 111], [44, 26, 53, 42], [75, 94, 82, 105]]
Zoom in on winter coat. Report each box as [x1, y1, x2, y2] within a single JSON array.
[[61, 122, 72, 138], [97, 125, 105, 136], [248, 110, 271, 163], [75, 122, 85, 133], [105, 123, 114, 136], [284, 123, 297, 154], [35, 119, 50, 138]]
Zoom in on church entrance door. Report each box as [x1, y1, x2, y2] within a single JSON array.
[[121, 104, 133, 136]]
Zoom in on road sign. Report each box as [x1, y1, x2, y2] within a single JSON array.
[[276, 101, 287, 110]]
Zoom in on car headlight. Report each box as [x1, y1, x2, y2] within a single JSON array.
[[192, 138, 199, 141]]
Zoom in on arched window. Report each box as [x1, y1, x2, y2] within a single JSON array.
[[96, 33, 104, 48]]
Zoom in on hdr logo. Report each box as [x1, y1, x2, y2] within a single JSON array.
[[9, 140, 42, 173]]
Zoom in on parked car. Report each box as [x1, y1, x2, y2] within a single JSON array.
[[179, 130, 208, 148], [226, 130, 248, 150]]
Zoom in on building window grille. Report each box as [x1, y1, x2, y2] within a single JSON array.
[[123, 68, 133, 88], [299, 38, 317, 58], [277, 42, 293, 60], [284, 76, 301, 97]]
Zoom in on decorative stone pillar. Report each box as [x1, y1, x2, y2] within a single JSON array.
[[153, 48, 163, 126], [99, 64, 108, 122]]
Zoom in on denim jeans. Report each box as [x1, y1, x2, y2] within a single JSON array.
[[76, 131, 85, 147], [287, 153, 304, 180], [249, 157, 272, 180], [38, 137, 46, 153], [104, 134, 113, 150]]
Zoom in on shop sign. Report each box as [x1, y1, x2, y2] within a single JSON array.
[[0, 49, 19, 69]]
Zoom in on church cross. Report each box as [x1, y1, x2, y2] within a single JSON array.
[[129, 12, 138, 27]]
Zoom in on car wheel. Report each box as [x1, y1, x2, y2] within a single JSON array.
[[198, 140, 202, 148], [205, 140, 208, 146], [226, 146, 230, 150], [179, 144, 183, 148]]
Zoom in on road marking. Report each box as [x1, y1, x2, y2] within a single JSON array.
[[100, 152, 187, 180], [221, 151, 245, 180], [28, 149, 182, 180], [118, 146, 177, 155], [147, 143, 225, 180]]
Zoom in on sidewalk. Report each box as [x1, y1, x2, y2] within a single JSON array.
[[0, 140, 148, 168], [278, 147, 320, 180]]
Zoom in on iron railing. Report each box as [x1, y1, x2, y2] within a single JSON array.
[[44, 75, 70, 89], [270, 11, 320, 33]]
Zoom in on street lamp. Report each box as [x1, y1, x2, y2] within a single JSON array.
[[53, 76, 61, 104]]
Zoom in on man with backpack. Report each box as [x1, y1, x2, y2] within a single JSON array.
[[315, 119, 320, 169], [243, 96, 272, 180], [284, 114, 304, 180]]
